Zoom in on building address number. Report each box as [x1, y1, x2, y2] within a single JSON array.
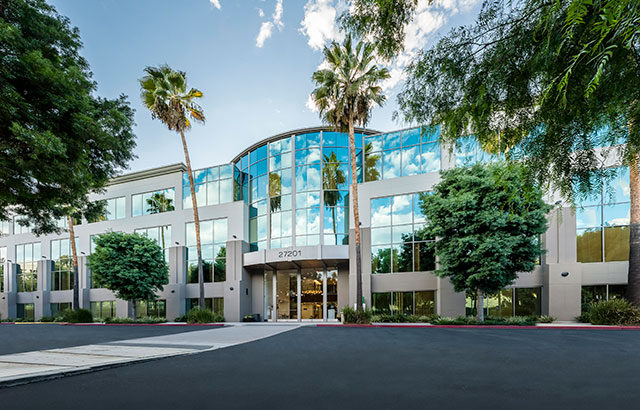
[[277, 249, 302, 258]]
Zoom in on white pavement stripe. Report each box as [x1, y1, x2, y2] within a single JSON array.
[[0, 324, 302, 386], [47, 344, 196, 358], [119, 324, 300, 348]]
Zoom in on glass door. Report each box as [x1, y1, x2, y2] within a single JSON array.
[[301, 269, 323, 319], [276, 270, 297, 320]]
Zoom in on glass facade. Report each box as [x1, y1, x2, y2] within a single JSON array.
[[186, 218, 227, 283], [0, 219, 10, 236], [370, 193, 435, 273], [88, 197, 125, 222], [51, 238, 76, 291], [51, 302, 71, 316], [455, 135, 502, 166], [136, 299, 166, 318], [183, 164, 234, 209], [576, 167, 629, 263], [186, 297, 224, 316], [132, 188, 175, 217], [465, 287, 542, 317], [581, 284, 627, 312], [0, 246, 5, 292], [17, 303, 34, 320], [134, 225, 171, 261], [364, 127, 440, 181], [371, 290, 436, 315], [16, 242, 40, 292], [91, 300, 116, 320], [13, 217, 32, 235]]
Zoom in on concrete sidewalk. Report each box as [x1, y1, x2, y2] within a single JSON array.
[[0, 324, 300, 387]]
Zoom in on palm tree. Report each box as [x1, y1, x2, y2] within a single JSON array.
[[311, 35, 389, 311], [322, 152, 347, 245], [146, 192, 175, 249], [139, 65, 207, 309]]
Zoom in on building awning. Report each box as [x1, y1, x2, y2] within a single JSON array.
[[243, 245, 349, 270]]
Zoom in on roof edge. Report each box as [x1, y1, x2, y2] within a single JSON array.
[[108, 163, 186, 185], [230, 126, 380, 164]]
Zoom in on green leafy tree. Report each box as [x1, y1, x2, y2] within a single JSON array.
[[323, 152, 347, 244], [88, 232, 169, 320], [139, 65, 207, 309], [422, 163, 550, 321], [0, 0, 136, 233], [345, 0, 640, 304], [311, 35, 390, 310]]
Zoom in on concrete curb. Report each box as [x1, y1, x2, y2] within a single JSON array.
[[316, 323, 640, 330]]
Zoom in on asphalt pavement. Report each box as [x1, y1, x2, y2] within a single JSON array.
[[1, 326, 639, 409], [0, 324, 220, 355]]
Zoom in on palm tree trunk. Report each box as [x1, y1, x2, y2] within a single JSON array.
[[627, 153, 640, 306], [68, 215, 79, 310], [180, 130, 205, 309], [476, 288, 484, 322], [348, 120, 363, 311]]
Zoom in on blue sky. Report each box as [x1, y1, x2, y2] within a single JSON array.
[[48, 0, 481, 173]]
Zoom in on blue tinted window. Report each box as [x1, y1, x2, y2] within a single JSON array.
[[402, 129, 420, 146], [384, 132, 401, 150], [220, 165, 232, 179], [366, 135, 383, 152], [421, 126, 440, 143], [253, 145, 267, 162], [322, 147, 350, 163], [240, 154, 249, 170], [421, 142, 441, 173], [207, 167, 219, 181], [194, 169, 207, 184]]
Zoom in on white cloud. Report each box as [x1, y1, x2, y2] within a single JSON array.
[[209, 0, 221, 10], [299, 0, 344, 50], [255, 0, 284, 48], [273, 0, 284, 30], [258, 8, 264, 17], [306, 95, 319, 113], [256, 22, 274, 48]]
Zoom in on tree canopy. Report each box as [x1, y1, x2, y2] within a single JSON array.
[[421, 163, 550, 319], [0, 0, 136, 233], [88, 232, 169, 317]]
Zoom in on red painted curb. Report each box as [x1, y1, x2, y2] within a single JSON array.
[[62, 323, 225, 327], [316, 324, 640, 330]]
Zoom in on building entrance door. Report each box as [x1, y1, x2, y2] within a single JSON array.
[[264, 267, 338, 321]]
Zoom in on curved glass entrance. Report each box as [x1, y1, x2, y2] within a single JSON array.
[[264, 267, 338, 321]]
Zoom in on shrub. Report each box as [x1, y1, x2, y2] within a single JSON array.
[[174, 314, 187, 322], [431, 316, 536, 326], [39, 316, 56, 322], [186, 308, 224, 324], [537, 315, 555, 323], [342, 307, 372, 324], [105, 317, 134, 324], [587, 299, 640, 326], [62, 309, 93, 323]]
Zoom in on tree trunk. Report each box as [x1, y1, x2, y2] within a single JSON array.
[[628, 153, 640, 306], [332, 206, 338, 245], [476, 288, 484, 322], [348, 120, 363, 310], [68, 215, 80, 310], [132, 300, 137, 322], [180, 130, 205, 309]]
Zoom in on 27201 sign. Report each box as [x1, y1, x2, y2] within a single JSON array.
[[277, 249, 301, 258]]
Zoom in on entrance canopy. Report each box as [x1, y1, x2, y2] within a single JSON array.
[[243, 245, 349, 271]]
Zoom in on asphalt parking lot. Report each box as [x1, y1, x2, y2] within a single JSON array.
[[0, 323, 220, 355], [1, 326, 639, 409]]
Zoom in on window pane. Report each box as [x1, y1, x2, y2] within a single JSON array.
[[604, 226, 629, 262], [392, 195, 413, 225], [371, 246, 391, 273], [415, 291, 435, 315], [382, 149, 401, 179], [515, 287, 541, 316], [421, 142, 441, 173], [372, 292, 392, 314], [603, 203, 629, 226], [577, 228, 602, 263], [401, 146, 421, 176], [371, 197, 391, 227], [414, 242, 435, 271], [576, 206, 601, 229]]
